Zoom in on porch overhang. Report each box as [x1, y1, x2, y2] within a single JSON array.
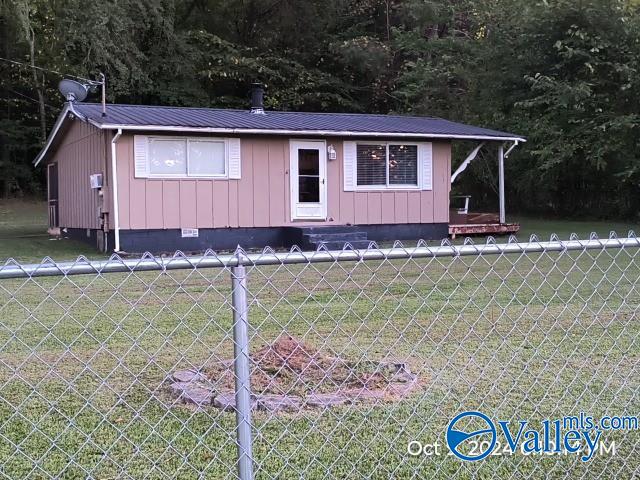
[[449, 138, 524, 232]]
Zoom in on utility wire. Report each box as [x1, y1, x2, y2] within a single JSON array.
[[0, 56, 99, 84], [4, 88, 61, 111]]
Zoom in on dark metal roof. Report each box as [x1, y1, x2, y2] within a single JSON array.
[[72, 102, 525, 141]]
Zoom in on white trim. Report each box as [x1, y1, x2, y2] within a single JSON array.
[[89, 123, 527, 142], [134, 135, 149, 178], [289, 139, 327, 221], [504, 139, 520, 158], [67, 102, 87, 121], [343, 141, 356, 191], [34, 110, 525, 168], [33, 104, 71, 167], [227, 138, 241, 179], [451, 141, 485, 184], [418, 142, 433, 191], [498, 144, 505, 224], [111, 129, 122, 252], [353, 140, 425, 191], [186, 138, 228, 178], [350, 185, 421, 191], [136, 135, 231, 179]]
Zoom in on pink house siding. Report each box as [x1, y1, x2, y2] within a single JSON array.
[[50, 121, 109, 229], [115, 134, 451, 230], [330, 140, 450, 226]]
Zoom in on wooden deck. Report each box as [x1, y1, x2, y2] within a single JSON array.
[[449, 222, 520, 238], [448, 209, 520, 238]]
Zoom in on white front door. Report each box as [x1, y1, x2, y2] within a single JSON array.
[[290, 140, 327, 220]]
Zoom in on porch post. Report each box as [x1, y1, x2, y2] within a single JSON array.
[[498, 143, 505, 224]]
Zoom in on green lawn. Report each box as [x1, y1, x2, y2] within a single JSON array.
[[0, 200, 103, 263], [0, 237, 638, 477], [512, 215, 639, 242], [0, 200, 638, 263], [0, 200, 638, 478]]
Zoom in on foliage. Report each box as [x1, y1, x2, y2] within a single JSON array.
[[0, 0, 638, 219], [482, 0, 640, 217]]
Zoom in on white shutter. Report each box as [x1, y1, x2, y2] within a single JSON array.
[[419, 142, 433, 190], [227, 138, 241, 179], [134, 135, 149, 178], [343, 141, 356, 191]]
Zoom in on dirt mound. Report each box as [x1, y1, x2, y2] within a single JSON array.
[[253, 335, 343, 374], [249, 335, 354, 396], [168, 335, 421, 413]]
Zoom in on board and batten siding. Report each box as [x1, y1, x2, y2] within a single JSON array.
[[115, 134, 451, 230], [50, 120, 109, 229]]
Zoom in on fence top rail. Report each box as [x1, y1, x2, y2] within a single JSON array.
[[0, 235, 638, 279]]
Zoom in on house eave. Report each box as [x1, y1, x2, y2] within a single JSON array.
[[87, 121, 527, 143], [34, 113, 526, 168], [33, 103, 90, 167]]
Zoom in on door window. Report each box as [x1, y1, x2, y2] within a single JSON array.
[[297, 149, 320, 203]]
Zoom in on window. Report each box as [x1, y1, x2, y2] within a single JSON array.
[[343, 140, 431, 192], [297, 149, 321, 202], [389, 144, 418, 185], [143, 137, 230, 178], [356, 143, 418, 187], [356, 144, 386, 186], [149, 138, 187, 176], [188, 140, 225, 176]]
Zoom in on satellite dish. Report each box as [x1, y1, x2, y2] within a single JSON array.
[[58, 79, 89, 102]]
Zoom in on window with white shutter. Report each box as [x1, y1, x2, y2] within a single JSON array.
[[133, 135, 240, 179], [418, 142, 432, 191], [345, 141, 430, 190], [343, 141, 356, 191], [227, 138, 241, 179], [134, 136, 149, 178]]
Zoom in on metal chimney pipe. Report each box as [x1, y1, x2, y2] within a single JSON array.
[[99, 72, 107, 117], [250, 83, 264, 114]]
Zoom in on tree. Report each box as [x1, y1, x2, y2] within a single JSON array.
[[0, 0, 638, 219]]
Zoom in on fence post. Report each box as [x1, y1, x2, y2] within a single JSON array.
[[231, 264, 254, 480]]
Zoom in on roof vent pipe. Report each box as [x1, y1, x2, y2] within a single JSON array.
[[250, 83, 265, 114]]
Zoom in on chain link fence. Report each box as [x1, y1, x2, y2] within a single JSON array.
[[0, 234, 639, 479]]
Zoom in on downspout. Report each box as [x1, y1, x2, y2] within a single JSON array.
[[111, 129, 122, 252]]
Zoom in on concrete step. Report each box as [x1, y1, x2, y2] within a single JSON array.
[[312, 240, 374, 251], [304, 231, 368, 243], [287, 225, 371, 250]]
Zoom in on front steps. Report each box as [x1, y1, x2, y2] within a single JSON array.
[[289, 226, 373, 250]]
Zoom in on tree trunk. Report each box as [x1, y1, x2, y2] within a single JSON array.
[[0, 3, 11, 197], [27, 26, 47, 142]]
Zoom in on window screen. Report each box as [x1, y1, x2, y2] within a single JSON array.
[[188, 140, 225, 176], [149, 139, 187, 175], [356, 143, 418, 186], [389, 145, 417, 185], [356, 144, 387, 186]]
